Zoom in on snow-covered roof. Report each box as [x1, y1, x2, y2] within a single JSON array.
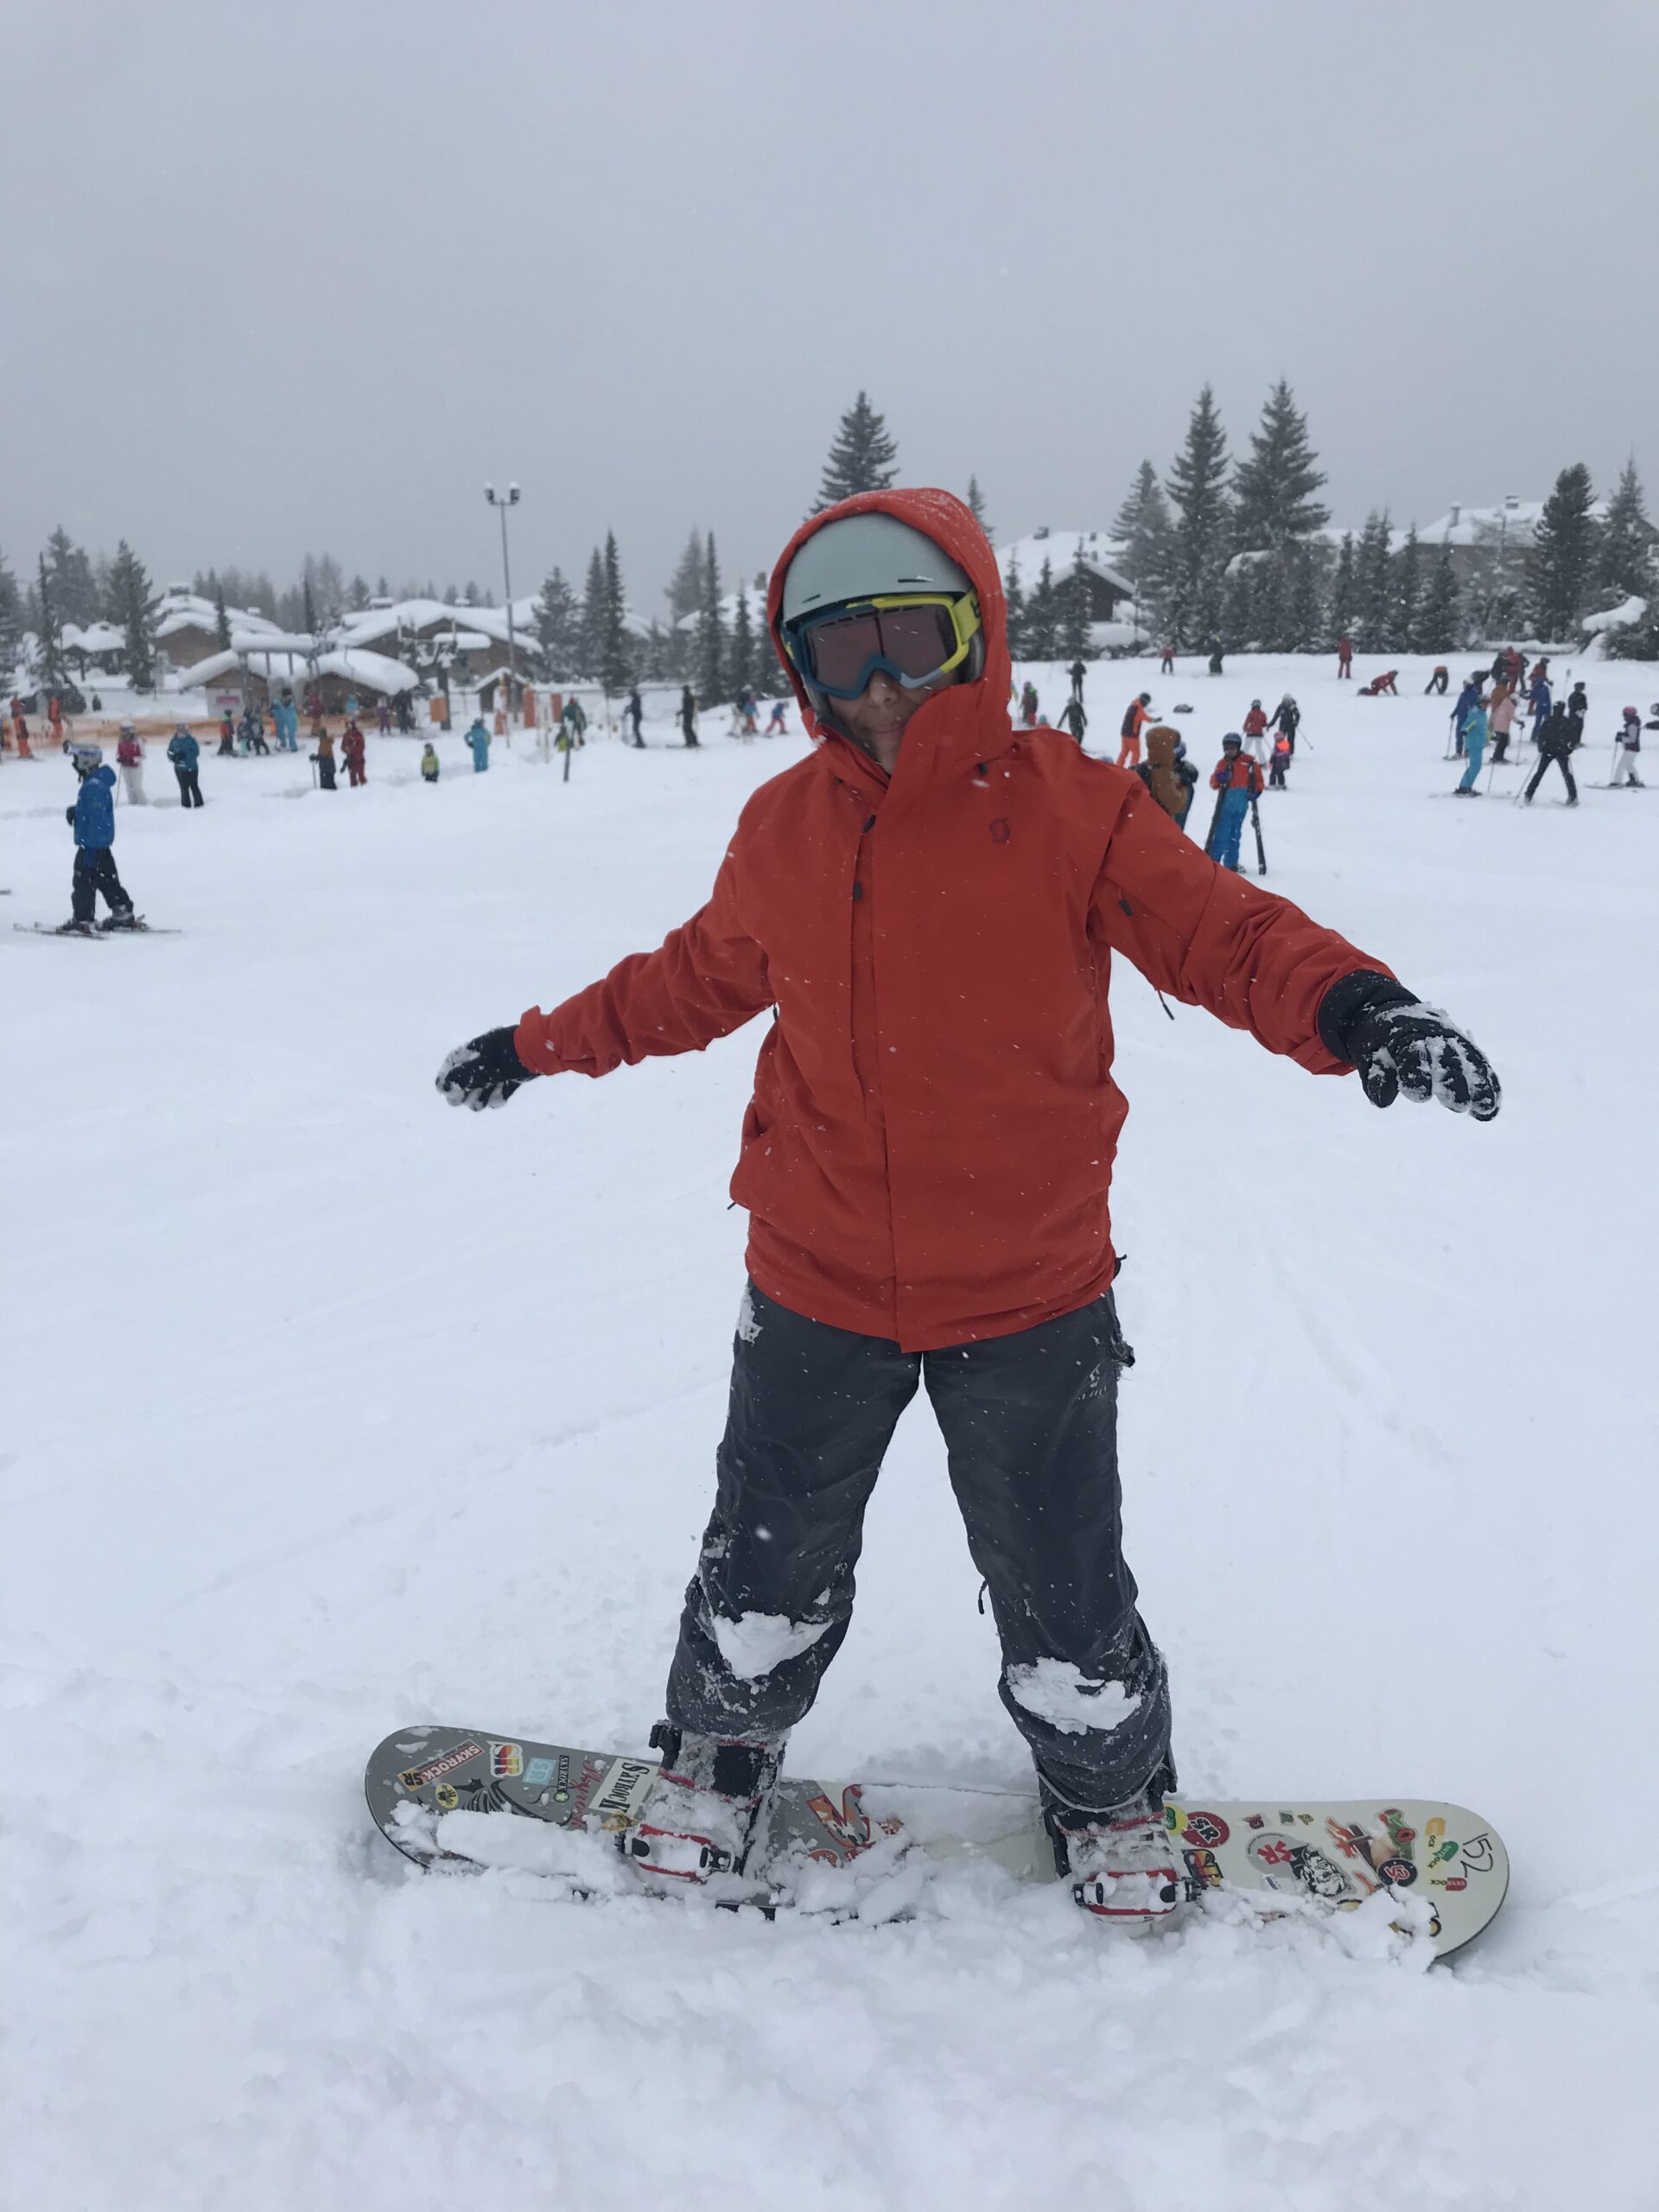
[[1420, 498, 1608, 549], [62, 621, 125, 653], [154, 592, 283, 643], [181, 646, 422, 695], [229, 627, 317, 654], [1582, 595, 1647, 636], [996, 531, 1133, 597], [336, 597, 538, 652]]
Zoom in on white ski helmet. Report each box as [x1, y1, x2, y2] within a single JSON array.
[[781, 511, 972, 625]]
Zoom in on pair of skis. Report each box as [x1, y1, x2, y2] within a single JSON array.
[[15, 917, 179, 938]]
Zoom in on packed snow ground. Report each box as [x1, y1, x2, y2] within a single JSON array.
[[4, 652, 1656, 2210]]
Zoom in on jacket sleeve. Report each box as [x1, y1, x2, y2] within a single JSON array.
[[514, 842, 772, 1077], [1090, 779, 1393, 1074]]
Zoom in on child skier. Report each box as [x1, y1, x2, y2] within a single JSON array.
[[311, 726, 337, 791], [1242, 698, 1269, 764], [436, 490, 1501, 1923], [60, 745, 137, 932], [1611, 708, 1643, 789], [340, 721, 366, 787], [466, 717, 491, 772], [1488, 680, 1517, 763], [1205, 733, 1264, 867], [766, 700, 789, 737], [1268, 731, 1292, 789], [167, 724, 203, 808], [1020, 679, 1039, 727], [116, 722, 147, 805], [421, 741, 441, 785]]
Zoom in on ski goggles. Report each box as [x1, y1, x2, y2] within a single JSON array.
[[783, 592, 981, 702]]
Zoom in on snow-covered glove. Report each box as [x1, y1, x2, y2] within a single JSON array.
[[435, 1026, 538, 1111], [1318, 972, 1500, 1122]]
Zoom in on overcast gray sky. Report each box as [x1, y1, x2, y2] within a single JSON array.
[[6, 0, 1656, 612]]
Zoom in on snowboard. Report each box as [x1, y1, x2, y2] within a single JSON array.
[[366, 1725, 1509, 1961]]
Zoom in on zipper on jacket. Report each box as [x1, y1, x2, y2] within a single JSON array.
[[850, 810, 880, 1109]]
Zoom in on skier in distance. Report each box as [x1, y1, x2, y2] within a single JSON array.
[[435, 489, 1502, 1923]]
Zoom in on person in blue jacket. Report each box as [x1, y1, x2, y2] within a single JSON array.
[[62, 746, 137, 931], [1454, 694, 1489, 795], [1527, 671, 1552, 744], [167, 724, 204, 808], [465, 717, 491, 772], [1449, 673, 1484, 759], [274, 688, 301, 753]]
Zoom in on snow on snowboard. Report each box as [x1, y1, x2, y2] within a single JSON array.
[[366, 1724, 1508, 1960]]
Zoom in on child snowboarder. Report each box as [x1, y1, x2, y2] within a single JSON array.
[[1610, 708, 1643, 789], [167, 724, 203, 808], [1205, 733, 1264, 867], [466, 717, 491, 772], [60, 745, 137, 932], [436, 489, 1501, 1923], [116, 722, 147, 804], [311, 726, 337, 790], [340, 721, 366, 787], [421, 741, 441, 785]]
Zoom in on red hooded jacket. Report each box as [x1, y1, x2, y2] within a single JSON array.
[[514, 488, 1389, 1351]]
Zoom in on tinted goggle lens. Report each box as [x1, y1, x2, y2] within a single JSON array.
[[790, 595, 976, 699]]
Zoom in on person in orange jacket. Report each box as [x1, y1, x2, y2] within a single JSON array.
[[436, 488, 1501, 1923], [340, 721, 366, 786], [1116, 690, 1152, 766]]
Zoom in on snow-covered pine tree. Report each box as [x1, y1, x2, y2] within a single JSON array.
[[579, 548, 606, 678], [1231, 378, 1329, 551], [43, 527, 99, 626], [1111, 460, 1176, 633], [814, 391, 899, 512], [1529, 464, 1598, 639], [0, 550, 21, 686], [1327, 532, 1356, 645], [731, 588, 755, 697], [1222, 556, 1261, 653], [1353, 512, 1394, 646], [1060, 546, 1094, 661], [213, 578, 232, 648], [750, 594, 783, 695], [665, 529, 704, 625], [1281, 538, 1327, 652], [109, 540, 156, 691], [966, 475, 991, 539], [1417, 544, 1463, 653], [35, 554, 67, 696], [1026, 556, 1058, 659], [1164, 385, 1232, 647], [696, 534, 726, 704], [536, 566, 580, 678], [1391, 524, 1423, 653], [1003, 554, 1028, 659], [1594, 458, 1655, 604], [601, 532, 631, 693]]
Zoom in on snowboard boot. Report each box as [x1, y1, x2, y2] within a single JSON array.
[[1046, 1784, 1185, 1926], [620, 1724, 785, 1887]]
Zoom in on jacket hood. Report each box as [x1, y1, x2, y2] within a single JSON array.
[[766, 487, 1013, 782], [1146, 725, 1179, 768]]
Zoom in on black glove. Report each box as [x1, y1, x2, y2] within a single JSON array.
[[66, 806, 75, 825], [1318, 971, 1501, 1122], [435, 1026, 538, 1111]]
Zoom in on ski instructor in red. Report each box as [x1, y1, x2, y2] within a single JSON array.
[[437, 489, 1501, 1923]]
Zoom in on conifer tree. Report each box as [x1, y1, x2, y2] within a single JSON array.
[[696, 533, 726, 704], [1111, 460, 1176, 630], [1417, 545, 1463, 653], [1231, 378, 1329, 550], [108, 540, 156, 690], [814, 391, 899, 512], [1594, 457, 1655, 603], [213, 578, 232, 649], [536, 566, 580, 677], [1327, 532, 1357, 644], [1164, 385, 1232, 646], [1353, 512, 1394, 645], [665, 528, 705, 624], [601, 531, 631, 692], [302, 575, 318, 639], [731, 587, 754, 698], [1529, 463, 1598, 639], [1060, 546, 1095, 660], [0, 550, 22, 685], [43, 526, 99, 626], [35, 554, 67, 696], [751, 601, 782, 695], [579, 547, 606, 677], [966, 475, 991, 539], [1281, 538, 1327, 652], [1003, 554, 1028, 659], [1026, 556, 1058, 659], [1391, 524, 1423, 652]]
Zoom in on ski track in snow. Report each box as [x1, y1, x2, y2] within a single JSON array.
[[4, 659, 1657, 2210]]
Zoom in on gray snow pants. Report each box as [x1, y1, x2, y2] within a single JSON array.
[[665, 1281, 1173, 1817]]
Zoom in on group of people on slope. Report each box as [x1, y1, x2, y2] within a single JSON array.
[[1447, 664, 1643, 803]]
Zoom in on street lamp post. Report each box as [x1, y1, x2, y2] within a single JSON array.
[[485, 481, 521, 734]]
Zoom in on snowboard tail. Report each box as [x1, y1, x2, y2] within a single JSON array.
[[365, 1725, 1509, 1960]]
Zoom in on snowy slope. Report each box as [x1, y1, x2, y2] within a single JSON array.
[[3, 658, 1656, 2210]]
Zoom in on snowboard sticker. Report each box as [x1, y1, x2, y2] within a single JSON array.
[[366, 1726, 1508, 1960]]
